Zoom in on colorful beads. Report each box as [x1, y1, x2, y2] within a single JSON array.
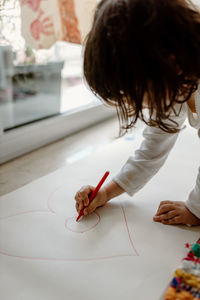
[[192, 244, 200, 258], [164, 286, 177, 299], [174, 269, 200, 289], [177, 291, 194, 299], [171, 277, 180, 288], [164, 241, 200, 299], [164, 287, 194, 300]]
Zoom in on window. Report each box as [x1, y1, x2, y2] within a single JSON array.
[[0, 0, 115, 163]]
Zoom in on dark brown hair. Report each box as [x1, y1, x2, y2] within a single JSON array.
[[84, 0, 200, 134]]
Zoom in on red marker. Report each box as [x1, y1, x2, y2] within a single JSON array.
[[76, 171, 110, 222]]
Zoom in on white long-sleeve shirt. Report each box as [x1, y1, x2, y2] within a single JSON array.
[[113, 86, 200, 218]]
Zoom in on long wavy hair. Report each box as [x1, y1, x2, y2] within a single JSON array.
[[83, 0, 200, 134]]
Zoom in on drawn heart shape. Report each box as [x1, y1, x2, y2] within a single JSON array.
[[0, 184, 138, 261]]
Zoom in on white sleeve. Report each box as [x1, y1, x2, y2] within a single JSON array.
[[113, 104, 187, 196], [185, 86, 200, 218], [186, 171, 200, 218]]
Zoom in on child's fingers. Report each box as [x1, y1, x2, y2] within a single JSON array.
[[157, 200, 173, 210], [75, 185, 94, 207], [155, 203, 176, 215], [83, 198, 99, 215], [161, 216, 181, 225], [76, 202, 80, 213], [153, 210, 177, 221], [79, 186, 93, 206], [75, 194, 84, 210]]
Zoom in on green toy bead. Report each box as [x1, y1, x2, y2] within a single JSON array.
[[192, 243, 200, 257]]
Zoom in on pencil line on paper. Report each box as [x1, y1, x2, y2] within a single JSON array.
[[121, 205, 139, 256]]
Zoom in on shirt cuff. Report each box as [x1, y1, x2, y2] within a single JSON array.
[[112, 175, 135, 197], [185, 194, 200, 219]]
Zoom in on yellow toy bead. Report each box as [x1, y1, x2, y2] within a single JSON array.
[[174, 269, 200, 288]]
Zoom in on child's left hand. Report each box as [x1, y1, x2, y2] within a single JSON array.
[[153, 201, 200, 225]]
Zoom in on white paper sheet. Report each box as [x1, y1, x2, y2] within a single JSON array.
[[0, 123, 200, 300]]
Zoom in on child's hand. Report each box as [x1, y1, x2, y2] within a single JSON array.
[[74, 185, 108, 216], [153, 201, 200, 225]]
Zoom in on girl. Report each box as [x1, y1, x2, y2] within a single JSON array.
[[75, 0, 200, 226]]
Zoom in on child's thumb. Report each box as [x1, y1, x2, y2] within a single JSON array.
[[84, 197, 98, 215]]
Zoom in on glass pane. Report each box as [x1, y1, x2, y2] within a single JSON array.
[[0, 0, 99, 131]]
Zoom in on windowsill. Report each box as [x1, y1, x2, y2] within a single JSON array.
[[0, 83, 100, 131], [0, 101, 116, 164]]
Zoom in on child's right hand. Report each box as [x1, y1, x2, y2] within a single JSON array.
[[75, 185, 108, 216]]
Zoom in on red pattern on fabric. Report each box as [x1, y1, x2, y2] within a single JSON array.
[[21, 0, 42, 12], [58, 0, 81, 44]]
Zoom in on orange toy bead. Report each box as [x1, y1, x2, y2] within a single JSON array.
[[164, 287, 177, 300], [177, 291, 194, 300]]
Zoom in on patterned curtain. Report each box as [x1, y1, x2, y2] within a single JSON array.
[[20, 0, 97, 49]]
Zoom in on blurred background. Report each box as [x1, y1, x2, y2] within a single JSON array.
[[0, 0, 114, 163], [0, 0, 98, 130]]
